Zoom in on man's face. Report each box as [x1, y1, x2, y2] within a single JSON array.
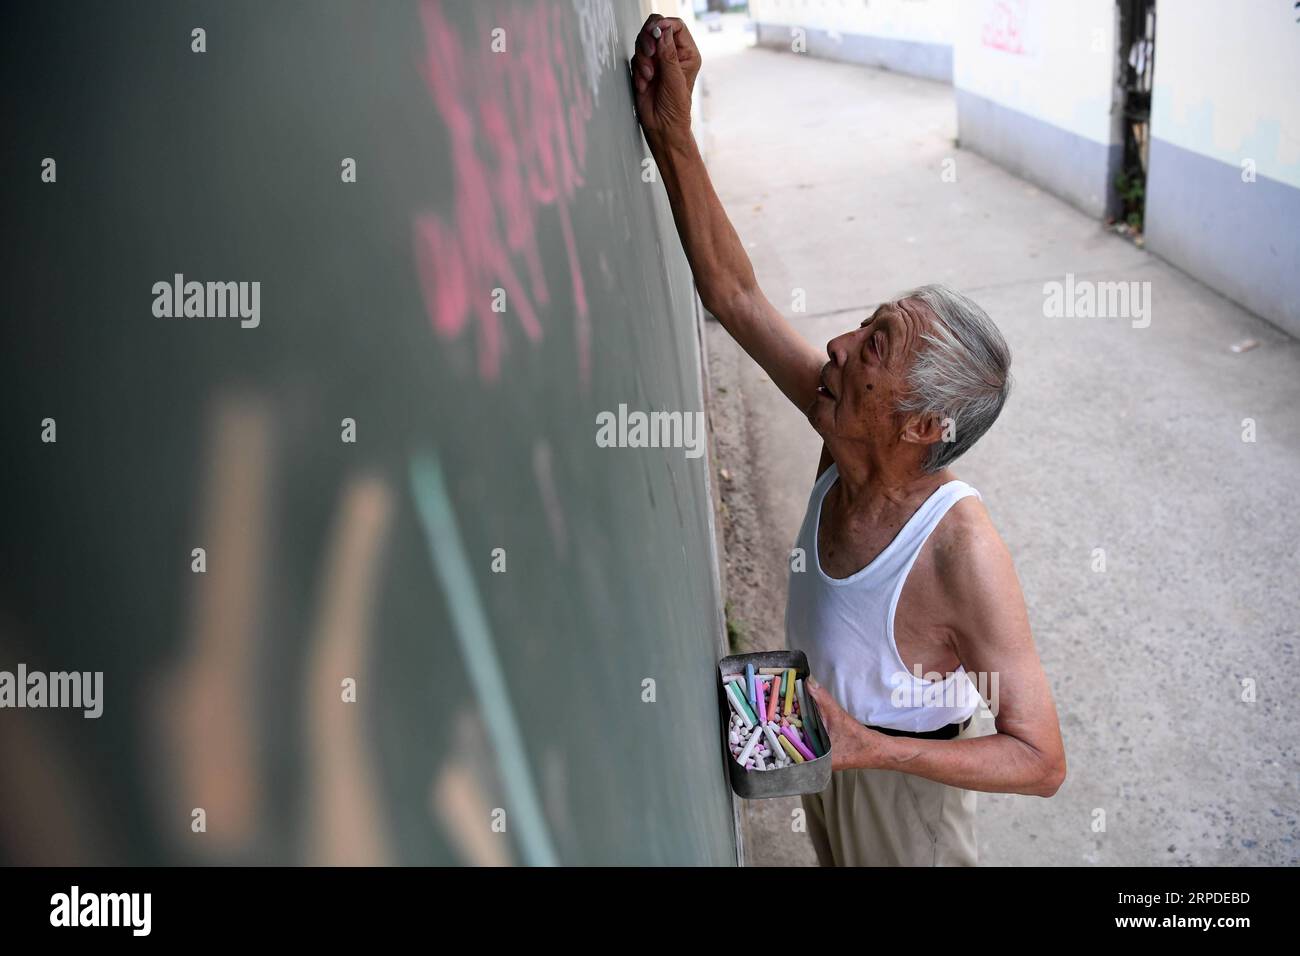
[[808, 296, 935, 445]]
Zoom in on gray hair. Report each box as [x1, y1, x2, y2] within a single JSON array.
[[896, 284, 1012, 473]]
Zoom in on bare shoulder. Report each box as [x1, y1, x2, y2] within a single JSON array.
[[929, 492, 1020, 602], [923, 491, 1033, 653]]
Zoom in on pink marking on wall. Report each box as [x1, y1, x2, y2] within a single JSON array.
[[982, 0, 1029, 55], [414, 0, 595, 385]]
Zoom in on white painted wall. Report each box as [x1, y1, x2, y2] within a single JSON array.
[[953, 0, 1118, 147], [1150, 0, 1300, 188], [748, 0, 955, 46]]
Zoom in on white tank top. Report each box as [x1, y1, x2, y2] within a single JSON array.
[[786, 464, 983, 733]]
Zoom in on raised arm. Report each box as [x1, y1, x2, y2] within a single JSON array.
[[631, 17, 824, 412]]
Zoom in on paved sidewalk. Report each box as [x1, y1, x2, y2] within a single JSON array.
[[698, 30, 1300, 866]]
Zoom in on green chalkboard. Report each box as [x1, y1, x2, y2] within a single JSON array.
[[0, 0, 735, 865]]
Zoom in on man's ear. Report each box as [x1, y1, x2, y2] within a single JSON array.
[[900, 412, 945, 447]]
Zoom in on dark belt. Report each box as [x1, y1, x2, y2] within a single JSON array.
[[865, 716, 971, 740]]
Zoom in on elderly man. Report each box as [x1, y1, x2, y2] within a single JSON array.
[[632, 17, 1066, 866]]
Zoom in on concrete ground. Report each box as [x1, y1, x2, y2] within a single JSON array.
[[696, 22, 1300, 866]]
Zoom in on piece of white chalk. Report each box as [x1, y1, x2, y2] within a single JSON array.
[[761, 721, 783, 755], [737, 723, 763, 765], [652, 25, 662, 38]]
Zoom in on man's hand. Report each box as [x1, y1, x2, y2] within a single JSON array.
[[631, 16, 699, 148], [806, 677, 892, 771]]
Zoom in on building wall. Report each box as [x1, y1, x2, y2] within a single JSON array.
[[953, 0, 1121, 218], [1144, 0, 1300, 337], [751, 0, 956, 82]]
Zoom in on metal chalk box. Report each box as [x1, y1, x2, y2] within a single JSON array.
[[717, 650, 832, 799]]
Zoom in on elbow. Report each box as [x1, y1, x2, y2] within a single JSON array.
[[1031, 753, 1067, 798], [698, 282, 756, 324]]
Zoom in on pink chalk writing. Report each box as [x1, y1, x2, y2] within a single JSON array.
[[414, 0, 594, 384], [982, 0, 1028, 55]]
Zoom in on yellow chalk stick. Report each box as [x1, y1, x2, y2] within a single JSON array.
[[779, 733, 805, 764], [783, 668, 795, 716]]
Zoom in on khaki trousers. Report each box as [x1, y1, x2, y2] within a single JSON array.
[[800, 717, 982, 866]]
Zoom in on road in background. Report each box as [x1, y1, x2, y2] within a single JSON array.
[[696, 16, 1300, 867]]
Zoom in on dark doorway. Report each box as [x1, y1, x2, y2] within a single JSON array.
[[1115, 0, 1157, 233]]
